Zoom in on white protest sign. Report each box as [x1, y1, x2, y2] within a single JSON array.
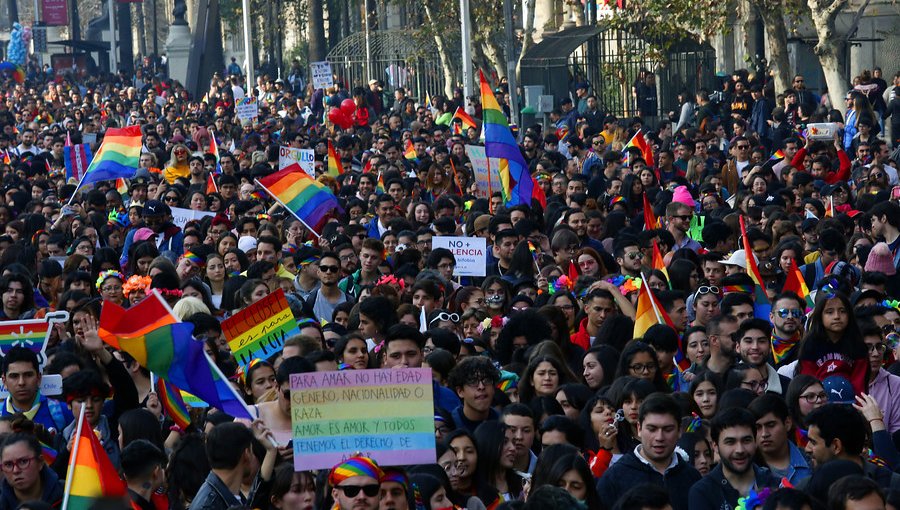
[[310, 61, 334, 90], [170, 207, 216, 230], [432, 236, 487, 277], [279, 147, 316, 177], [0, 374, 62, 399], [235, 97, 259, 123], [465, 145, 502, 200]]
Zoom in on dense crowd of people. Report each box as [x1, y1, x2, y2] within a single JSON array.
[[0, 61, 896, 510]]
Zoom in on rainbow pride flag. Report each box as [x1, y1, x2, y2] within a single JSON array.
[[479, 71, 534, 207], [326, 140, 344, 177], [257, 165, 341, 236], [76, 125, 142, 188], [783, 259, 814, 311], [625, 129, 654, 168], [99, 293, 253, 420], [209, 136, 222, 174], [769, 149, 785, 161], [452, 107, 477, 132], [156, 377, 192, 429], [0, 320, 52, 358], [404, 139, 418, 161], [40, 441, 57, 465], [62, 408, 127, 510], [740, 216, 771, 319]]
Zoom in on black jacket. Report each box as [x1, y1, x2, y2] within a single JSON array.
[[596, 449, 701, 510], [688, 463, 780, 510]]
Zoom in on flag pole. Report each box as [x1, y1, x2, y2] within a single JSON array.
[[61, 405, 87, 510], [254, 178, 323, 239], [66, 169, 91, 206]]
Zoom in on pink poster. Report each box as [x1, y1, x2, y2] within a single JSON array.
[[42, 0, 68, 26]]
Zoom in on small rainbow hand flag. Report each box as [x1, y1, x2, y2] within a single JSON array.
[[257, 165, 342, 236], [155, 377, 192, 430], [404, 139, 418, 161], [63, 408, 127, 510], [326, 140, 344, 177]]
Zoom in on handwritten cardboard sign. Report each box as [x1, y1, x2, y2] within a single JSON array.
[[279, 147, 315, 177], [235, 97, 259, 123], [290, 368, 435, 471], [222, 288, 299, 368], [465, 145, 502, 199]]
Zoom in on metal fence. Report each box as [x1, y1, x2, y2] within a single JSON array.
[[327, 29, 455, 99], [522, 25, 716, 126]]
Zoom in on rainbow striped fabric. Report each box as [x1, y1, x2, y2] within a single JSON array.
[[64, 409, 127, 510], [452, 107, 477, 132], [99, 293, 252, 420], [156, 377, 192, 429], [327, 140, 344, 177], [740, 216, 772, 319], [78, 125, 142, 187], [257, 165, 341, 235], [479, 71, 534, 207], [404, 139, 418, 161]]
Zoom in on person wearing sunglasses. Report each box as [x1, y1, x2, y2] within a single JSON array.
[[307, 252, 351, 324], [690, 286, 721, 328], [163, 143, 191, 184], [327, 456, 383, 510], [665, 201, 701, 253], [769, 292, 807, 369]]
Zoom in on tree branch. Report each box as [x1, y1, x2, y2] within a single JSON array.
[[845, 0, 873, 40]]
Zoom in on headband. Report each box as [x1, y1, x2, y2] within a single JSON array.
[[380, 467, 408, 490], [183, 251, 205, 267], [328, 456, 383, 486], [95, 270, 125, 292]]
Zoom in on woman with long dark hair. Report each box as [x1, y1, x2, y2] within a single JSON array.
[[473, 421, 522, 503], [797, 288, 868, 394]]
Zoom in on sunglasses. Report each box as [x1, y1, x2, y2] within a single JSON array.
[[319, 265, 340, 273], [674, 215, 693, 222], [776, 308, 803, 319], [429, 312, 460, 326], [338, 485, 380, 498], [694, 286, 720, 297]]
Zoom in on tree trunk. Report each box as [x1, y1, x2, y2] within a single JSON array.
[[754, 1, 791, 94], [422, 0, 458, 96], [515, 0, 536, 82], [533, 0, 555, 41], [308, 0, 327, 61], [807, 0, 848, 115], [480, 37, 506, 80]]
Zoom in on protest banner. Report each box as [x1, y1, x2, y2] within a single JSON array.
[[431, 236, 487, 277], [0, 311, 68, 368], [235, 97, 259, 123], [0, 374, 62, 399], [279, 147, 316, 177], [221, 288, 299, 368], [310, 61, 334, 90], [465, 145, 502, 199], [170, 207, 215, 231], [291, 368, 435, 470]]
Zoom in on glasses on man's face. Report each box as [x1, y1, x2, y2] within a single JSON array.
[[464, 377, 493, 388], [674, 215, 693, 222], [338, 485, 380, 498], [736, 145, 750, 150], [1, 456, 36, 472], [623, 251, 642, 261], [799, 391, 827, 404], [776, 308, 803, 319], [318, 265, 340, 273], [629, 363, 656, 374]]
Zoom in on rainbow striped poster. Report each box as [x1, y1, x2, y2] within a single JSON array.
[[290, 368, 435, 471], [0, 311, 68, 368]]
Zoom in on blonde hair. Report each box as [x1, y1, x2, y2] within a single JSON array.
[[172, 296, 210, 320]]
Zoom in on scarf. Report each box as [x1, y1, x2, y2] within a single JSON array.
[[5, 392, 40, 421], [771, 331, 802, 365]]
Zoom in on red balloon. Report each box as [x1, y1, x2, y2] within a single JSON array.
[[327, 107, 345, 125], [340, 98, 357, 115]]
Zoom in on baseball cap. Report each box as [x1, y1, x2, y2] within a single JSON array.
[[822, 375, 854, 404], [719, 249, 758, 269], [142, 200, 167, 217]]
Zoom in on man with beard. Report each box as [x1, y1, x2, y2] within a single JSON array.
[[769, 292, 806, 369], [689, 408, 780, 510], [705, 315, 739, 375]]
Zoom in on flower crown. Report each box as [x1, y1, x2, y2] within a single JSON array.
[[95, 270, 125, 291], [478, 315, 508, 334], [122, 275, 152, 298]]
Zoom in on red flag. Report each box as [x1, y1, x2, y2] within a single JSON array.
[[643, 193, 657, 230], [568, 260, 579, 283]]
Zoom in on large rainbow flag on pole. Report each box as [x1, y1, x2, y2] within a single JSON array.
[[71, 125, 142, 195], [739, 216, 772, 319], [479, 71, 535, 207], [257, 165, 342, 237], [61, 406, 127, 510], [99, 293, 254, 420]]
